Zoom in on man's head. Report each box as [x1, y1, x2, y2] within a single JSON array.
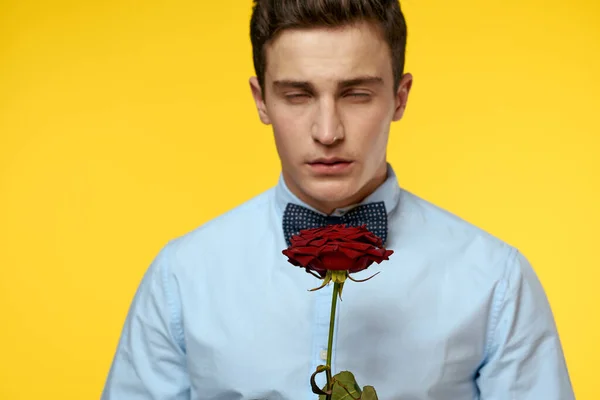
[[249, 0, 413, 214]]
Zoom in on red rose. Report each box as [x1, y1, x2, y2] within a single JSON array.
[[282, 224, 393, 281], [284, 225, 393, 394]]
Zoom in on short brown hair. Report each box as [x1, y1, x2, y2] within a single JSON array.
[[249, 0, 408, 91]]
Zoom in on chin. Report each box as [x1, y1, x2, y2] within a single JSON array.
[[303, 180, 359, 207]]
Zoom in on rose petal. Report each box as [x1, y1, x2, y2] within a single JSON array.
[[319, 252, 354, 270], [284, 224, 393, 277]]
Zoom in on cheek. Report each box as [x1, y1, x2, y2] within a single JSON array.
[[270, 116, 307, 163], [269, 104, 313, 149], [342, 104, 392, 146]]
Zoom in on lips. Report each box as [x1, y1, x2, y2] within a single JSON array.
[[308, 158, 351, 165], [307, 158, 354, 174]]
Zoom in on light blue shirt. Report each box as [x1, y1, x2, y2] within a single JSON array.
[[102, 164, 574, 399]]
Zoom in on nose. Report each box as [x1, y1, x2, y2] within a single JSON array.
[[311, 97, 344, 145]]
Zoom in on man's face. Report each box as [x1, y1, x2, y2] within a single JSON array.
[[250, 21, 412, 214]]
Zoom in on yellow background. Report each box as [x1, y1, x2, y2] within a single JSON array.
[[1, 0, 598, 398]]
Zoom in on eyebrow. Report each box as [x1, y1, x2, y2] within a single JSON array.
[[273, 76, 384, 91], [339, 76, 384, 88]]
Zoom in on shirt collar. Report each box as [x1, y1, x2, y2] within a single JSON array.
[[273, 163, 401, 218]]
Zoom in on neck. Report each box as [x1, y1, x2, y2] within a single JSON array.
[[285, 166, 388, 215]]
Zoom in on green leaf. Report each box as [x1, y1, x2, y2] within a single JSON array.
[[361, 386, 378, 400], [319, 371, 362, 400]]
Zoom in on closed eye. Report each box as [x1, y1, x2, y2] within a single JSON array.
[[285, 93, 312, 103], [347, 92, 370, 97], [343, 91, 373, 102]]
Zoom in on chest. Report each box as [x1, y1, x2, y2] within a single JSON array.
[[178, 252, 492, 399]]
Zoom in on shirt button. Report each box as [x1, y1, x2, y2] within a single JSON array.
[[320, 350, 328, 360]]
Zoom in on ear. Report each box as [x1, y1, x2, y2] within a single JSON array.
[[392, 73, 413, 121], [249, 76, 271, 125]]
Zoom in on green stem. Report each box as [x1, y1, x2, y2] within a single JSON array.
[[325, 282, 340, 399]]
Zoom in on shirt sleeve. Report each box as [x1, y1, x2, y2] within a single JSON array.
[[101, 243, 190, 399], [475, 249, 575, 399]]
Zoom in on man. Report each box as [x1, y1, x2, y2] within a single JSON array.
[[102, 0, 575, 398]]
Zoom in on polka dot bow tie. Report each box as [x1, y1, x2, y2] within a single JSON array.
[[282, 201, 388, 247]]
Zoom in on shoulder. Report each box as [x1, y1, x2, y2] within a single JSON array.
[[395, 188, 521, 278], [169, 187, 275, 252], [152, 187, 280, 276], [397, 188, 512, 248]]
